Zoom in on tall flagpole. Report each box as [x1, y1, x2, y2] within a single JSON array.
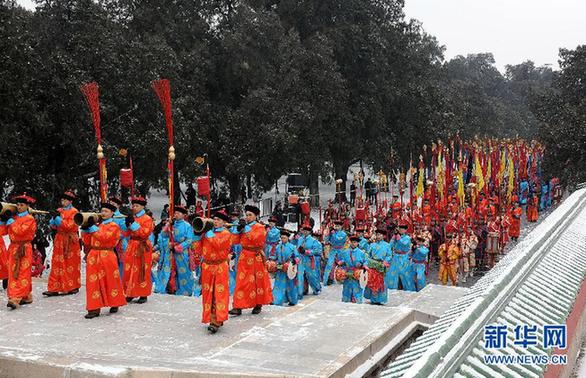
[[152, 78, 176, 239], [81, 82, 108, 203]]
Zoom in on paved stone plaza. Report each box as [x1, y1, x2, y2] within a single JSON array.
[[0, 280, 467, 377]]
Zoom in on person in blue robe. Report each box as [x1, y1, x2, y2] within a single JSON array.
[[387, 223, 416, 291], [323, 219, 347, 285], [338, 236, 366, 303], [296, 225, 322, 296], [270, 229, 300, 306], [363, 228, 392, 304], [411, 235, 430, 291]]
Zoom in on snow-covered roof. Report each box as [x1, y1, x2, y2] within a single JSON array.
[[382, 187, 586, 377]]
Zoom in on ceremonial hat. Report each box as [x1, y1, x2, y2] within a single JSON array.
[[230, 209, 241, 217], [100, 202, 117, 212], [333, 219, 343, 225], [280, 229, 291, 237], [398, 219, 409, 228], [355, 225, 365, 232], [244, 204, 260, 216], [131, 195, 147, 206], [175, 205, 189, 214], [60, 190, 76, 201], [301, 223, 313, 231], [349, 234, 360, 242], [213, 209, 230, 222], [109, 196, 124, 206], [12, 192, 36, 205]]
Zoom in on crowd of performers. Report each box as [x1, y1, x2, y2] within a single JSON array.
[[0, 138, 563, 335]]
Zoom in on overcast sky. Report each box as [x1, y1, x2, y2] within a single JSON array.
[[403, 0, 584, 71], [17, 0, 584, 72]]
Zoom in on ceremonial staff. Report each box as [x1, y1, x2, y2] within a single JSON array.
[[81, 82, 108, 202], [152, 78, 176, 249]]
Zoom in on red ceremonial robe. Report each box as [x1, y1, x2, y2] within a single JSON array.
[[232, 221, 273, 309], [0, 224, 8, 280], [82, 220, 127, 311], [123, 211, 154, 297], [7, 212, 37, 302], [47, 206, 81, 293], [200, 227, 231, 325]]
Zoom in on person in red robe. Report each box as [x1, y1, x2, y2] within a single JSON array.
[[44, 190, 81, 296], [3, 193, 37, 309], [123, 195, 154, 303], [229, 204, 273, 315], [200, 210, 232, 333], [509, 197, 522, 241], [526, 193, 539, 222], [80, 202, 127, 318], [0, 222, 8, 290]]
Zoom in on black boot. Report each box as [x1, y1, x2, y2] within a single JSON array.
[[137, 296, 148, 304], [66, 288, 79, 295], [42, 291, 59, 297], [228, 308, 242, 316], [207, 324, 219, 334], [84, 310, 100, 319], [126, 297, 134, 303], [251, 305, 262, 314], [109, 307, 119, 313]]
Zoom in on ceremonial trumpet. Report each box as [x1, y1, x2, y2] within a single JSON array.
[[1, 202, 50, 216], [73, 212, 126, 227], [191, 217, 234, 233]]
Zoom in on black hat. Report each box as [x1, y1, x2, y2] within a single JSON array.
[[244, 205, 260, 216], [61, 190, 76, 201], [101, 202, 117, 212], [349, 234, 360, 242], [302, 224, 313, 231], [175, 205, 189, 215], [213, 210, 230, 222], [130, 195, 147, 206], [280, 229, 291, 237], [109, 196, 123, 206]]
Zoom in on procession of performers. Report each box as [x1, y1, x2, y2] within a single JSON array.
[[0, 138, 564, 334]]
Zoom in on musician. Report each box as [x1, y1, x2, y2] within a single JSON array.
[[3, 193, 37, 309], [337, 235, 366, 303], [269, 229, 299, 306], [123, 195, 154, 304], [387, 221, 416, 291], [355, 226, 369, 252], [264, 216, 280, 260], [228, 210, 242, 295], [0, 218, 8, 290], [200, 210, 232, 333], [322, 219, 347, 286], [296, 224, 322, 298], [109, 196, 129, 280], [165, 205, 194, 296], [438, 229, 461, 286], [80, 202, 127, 318], [44, 190, 81, 297], [509, 197, 522, 241], [363, 227, 391, 304], [229, 205, 272, 316], [412, 235, 430, 291]]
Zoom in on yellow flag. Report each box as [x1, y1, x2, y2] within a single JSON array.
[[497, 149, 506, 183], [507, 154, 515, 201], [457, 167, 465, 207], [474, 155, 485, 193], [416, 167, 424, 198]]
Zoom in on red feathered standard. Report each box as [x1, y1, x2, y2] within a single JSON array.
[[80, 82, 108, 202]]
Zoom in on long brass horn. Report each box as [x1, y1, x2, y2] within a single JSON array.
[[0, 202, 17, 216], [73, 212, 101, 227], [192, 217, 214, 233], [1, 202, 49, 216]]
